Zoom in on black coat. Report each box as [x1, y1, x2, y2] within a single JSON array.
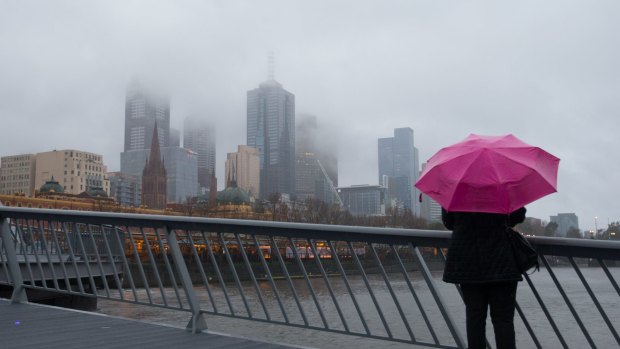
[[442, 207, 526, 284]]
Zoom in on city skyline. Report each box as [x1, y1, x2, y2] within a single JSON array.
[[2, 1, 619, 230]]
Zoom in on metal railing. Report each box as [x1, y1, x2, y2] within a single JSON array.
[[1, 206, 619, 349]]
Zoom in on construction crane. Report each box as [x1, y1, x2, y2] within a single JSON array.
[[316, 159, 344, 208]]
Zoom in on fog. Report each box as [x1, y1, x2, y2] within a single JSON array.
[[1, 0, 619, 230]]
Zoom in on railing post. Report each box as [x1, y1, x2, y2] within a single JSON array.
[[0, 217, 27, 303], [164, 226, 206, 333], [412, 244, 466, 348]]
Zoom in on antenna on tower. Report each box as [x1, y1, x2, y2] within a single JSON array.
[[268, 51, 275, 81]]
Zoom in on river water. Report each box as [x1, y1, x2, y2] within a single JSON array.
[[97, 267, 619, 349]]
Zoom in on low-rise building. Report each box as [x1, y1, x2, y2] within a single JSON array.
[[108, 172, 141, 207], [0, 154, 36, 196], [225, 145, 260, 198], [337, 184, 386, 216], [34, 149, 110, 196]]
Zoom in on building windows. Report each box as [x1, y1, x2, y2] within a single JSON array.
[[130, 99, 146, 118], [129, 127, 146, 150]]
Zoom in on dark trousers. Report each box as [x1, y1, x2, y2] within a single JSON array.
[[460, 282, 518, 349]]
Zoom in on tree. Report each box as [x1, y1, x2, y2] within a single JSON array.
[[428, 221, 447, 230], [603, 222, 620, 240], [516, 218, 546, 236], [545, 221, 558, 237], [302, 197, 322, 223], [181, 196, 196, 217], [566, 226, 582, 239], [268, 192, 281, 221]]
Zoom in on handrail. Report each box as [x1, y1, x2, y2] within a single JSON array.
[[1, 206, 619, 349]]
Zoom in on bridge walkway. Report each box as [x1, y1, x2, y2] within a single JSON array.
[[0, 299, 305, 349]]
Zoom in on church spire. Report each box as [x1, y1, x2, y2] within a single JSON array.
[[148, 122, 162, 165], [142, 122, 167, 209]]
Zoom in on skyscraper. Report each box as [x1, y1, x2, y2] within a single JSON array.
[[550, 213, 580, 237], [121, 79, 171, 181], [123, 79, 170, 152], [295, 114, 340, 204], [247, 79, 295, 199], [120, 79, 198, 205], [163, 147, 198, 203], [183, 117, 216, 191], [378, 127, 420, 216]]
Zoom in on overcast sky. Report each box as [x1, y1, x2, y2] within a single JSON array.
[[1, 1, 619, 231]]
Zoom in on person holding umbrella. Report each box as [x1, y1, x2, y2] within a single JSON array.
[[415, 134, 559, 349]]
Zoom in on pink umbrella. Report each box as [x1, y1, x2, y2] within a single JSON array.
[[415, 134, 560, 214]]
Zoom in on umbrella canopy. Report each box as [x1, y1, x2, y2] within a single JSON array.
[[415, 134, 560, 214]]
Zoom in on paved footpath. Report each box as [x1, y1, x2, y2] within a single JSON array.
[[0, 299, 306, 349]]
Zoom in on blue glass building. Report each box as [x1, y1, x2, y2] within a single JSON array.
[[247, 80, 295, 200], [378, 127, 420, 216]]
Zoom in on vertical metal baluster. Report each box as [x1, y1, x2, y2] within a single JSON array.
[[98, 224, 125, 300], [0, 216, 27, 302], [348, 241, 392, 338], [153, 226, 183, 308], [288, 236, 328, 328], [41, 220, 62, 289], [110, 225, 138, 302], [0, 238, 10, 284], [49, 221, 72, 292], [164, 226, 206, 333], [31, 219, 49, 290], [418, 245, 466, 349], [36, 220, 59, 290], [155, 227, 185, 309], [72, 223, 98, 295], [124, 225, 151, 303], [541, 255, 593, 347], [271, 235, 309, 326], [569, 257, 620, 346], [252, 234, 288, 323], [327, 240, 370, 335], [391, 244, 439, 345], [15, 222, 22, 254], [185, 230, 217, 313], [203, 231, 234, 316], [25, 219, 47, 288], [308, 239, 349, 332], [514, 301, 543, 349], [139, 226, 168, 307], [220, 233, 253, 318], [85, 223, 111, 298], [522, 272, 568, 348], [235, 233, 270, 320], [598, 259, 620, 297], [60, 222, 85, 294], [14, 221, 36, 287], [369, 243, 414, 342], [14, 220, 39, 288]]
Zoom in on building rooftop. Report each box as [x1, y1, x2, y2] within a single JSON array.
[[39, 176, 64, 193]]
